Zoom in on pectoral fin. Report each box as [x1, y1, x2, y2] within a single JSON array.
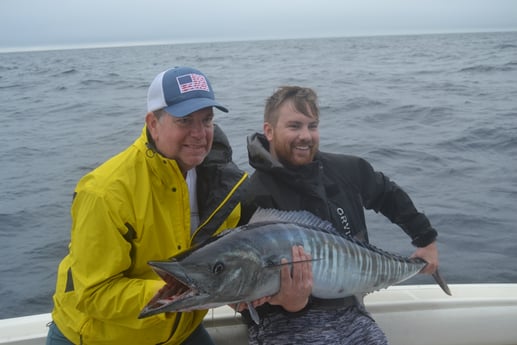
[[247, 302, 260, 324]]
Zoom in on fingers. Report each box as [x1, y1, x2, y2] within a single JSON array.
[[247, 245, 314, 312], [233, 296, 272, 312], [273, 245, 313, 311], [252, 296, 271, 307], [286, 246, 313, 294], [412, 242, 439, 275], [291, 246, 313, 287]]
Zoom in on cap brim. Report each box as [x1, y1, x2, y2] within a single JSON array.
[[164, 98, 228, 117]]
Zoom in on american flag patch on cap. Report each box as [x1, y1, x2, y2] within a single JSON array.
[[176, 73, 210, 93]]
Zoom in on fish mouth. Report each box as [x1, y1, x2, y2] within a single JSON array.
[[138, 261, 202, 318]]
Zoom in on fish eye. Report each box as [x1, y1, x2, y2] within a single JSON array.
[[212, 262, 225, 274]]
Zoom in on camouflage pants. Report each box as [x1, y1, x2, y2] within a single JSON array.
[[247, 306, 388, 345]]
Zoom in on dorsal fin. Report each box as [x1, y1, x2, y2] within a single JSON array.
[[249, 207, 338, 234]]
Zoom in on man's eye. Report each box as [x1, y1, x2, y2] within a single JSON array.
[[176, 118, 192, 126]]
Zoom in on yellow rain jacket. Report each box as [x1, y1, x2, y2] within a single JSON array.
[[51, 125, 248, 344]]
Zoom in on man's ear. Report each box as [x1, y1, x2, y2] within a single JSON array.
[[264, 122, 274, 141], [145, 112, 158, 138]]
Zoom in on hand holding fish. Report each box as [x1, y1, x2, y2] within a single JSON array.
[[411, 241, 439, 275], [268, 245, 313, 312], [233, 245, 313, 312]]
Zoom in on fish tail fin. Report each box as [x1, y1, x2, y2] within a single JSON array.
[[432, 269, 452, 296]]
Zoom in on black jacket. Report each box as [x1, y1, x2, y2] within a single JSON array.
[[193, 124, 249, 245], [241, 133, 437, 247]]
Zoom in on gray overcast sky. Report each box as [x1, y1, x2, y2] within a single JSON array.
[[1, 0, 516, 52]]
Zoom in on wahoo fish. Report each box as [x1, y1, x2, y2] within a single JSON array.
[[139, 208, 451, 321]]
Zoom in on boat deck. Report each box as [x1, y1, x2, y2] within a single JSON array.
[[1, 284, 516, 345]]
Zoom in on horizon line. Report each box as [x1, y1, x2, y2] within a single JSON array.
[[1, 28, 515, 54]]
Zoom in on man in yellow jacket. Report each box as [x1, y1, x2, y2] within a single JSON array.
[[47, 66, 248, 345]]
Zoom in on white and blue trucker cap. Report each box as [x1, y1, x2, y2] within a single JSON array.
[[147, 66, 228, 117]]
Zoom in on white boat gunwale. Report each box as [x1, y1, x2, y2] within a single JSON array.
[[1, 284, 517, 345]]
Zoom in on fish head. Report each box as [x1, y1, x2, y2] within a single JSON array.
[[139, 238, 274, 318]]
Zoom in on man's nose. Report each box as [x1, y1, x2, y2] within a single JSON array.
[[299, 126, 311, 140], [189, 120, 206, 137]]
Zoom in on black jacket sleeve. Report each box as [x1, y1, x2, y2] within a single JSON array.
[[354, 157, 438, 247]]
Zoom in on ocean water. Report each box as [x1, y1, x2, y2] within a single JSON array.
[[1, 31, 516, 319]]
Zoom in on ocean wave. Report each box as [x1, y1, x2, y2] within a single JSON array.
[[442, 124, 517, 153], [495, 43, 517, 50], [342, 96, 387, 111], [459, 63, 516, 73], [384, 104, 454, 124], [60, 68, 78, 75]]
